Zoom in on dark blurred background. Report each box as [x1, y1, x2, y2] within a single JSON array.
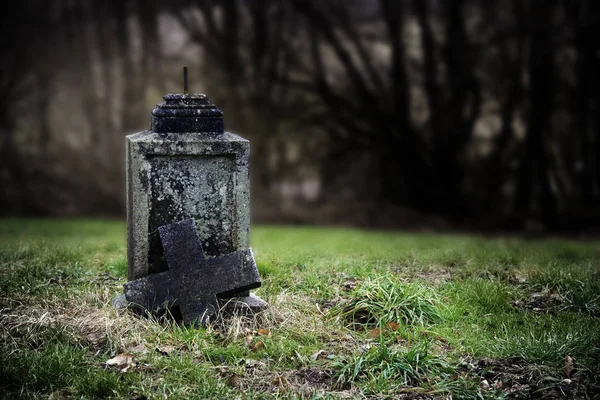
[[1, 0, 599, 233]]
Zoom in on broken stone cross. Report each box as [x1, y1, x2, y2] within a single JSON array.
[[124, 219, 261, 325]]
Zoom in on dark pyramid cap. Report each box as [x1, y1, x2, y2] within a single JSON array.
[[150, 67, 224, 133], [150, 93, 224, 133]]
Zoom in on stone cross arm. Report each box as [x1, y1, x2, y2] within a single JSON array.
[[124, 248, 260, 324]]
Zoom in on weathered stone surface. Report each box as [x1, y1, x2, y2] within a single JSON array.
[[159, 218, 206, 267], [124, 219, 261, 325], [126, 130, 251, 281]]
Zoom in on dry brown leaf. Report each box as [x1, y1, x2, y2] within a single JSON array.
[[250, 341, 265, 351], [106, 353, 134, 366], [156, 344, 176, 355], [257, 328, 271, 337], [564, 355, 574, 378], [368, 328, 383, 338], [106, 353, 135, 372], [386, 322, 399, 331]]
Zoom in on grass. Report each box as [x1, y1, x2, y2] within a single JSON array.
[[0, 219, 598, 399]]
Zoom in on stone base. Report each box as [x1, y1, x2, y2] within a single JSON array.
[[218, 293, 268, 314], [112, 293, 268, 320]]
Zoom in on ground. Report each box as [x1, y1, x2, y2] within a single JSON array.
[[0, 219, 599, 399]]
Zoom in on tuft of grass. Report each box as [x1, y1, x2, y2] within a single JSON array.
[[0, 343, 125, 398], [106, 256, 128, 277], [336, 340, 436, 385], [525, 263, 600, 316], [334, 339, 486, 398], [487, 312, 600, 366], [329, 277, 442, 328]]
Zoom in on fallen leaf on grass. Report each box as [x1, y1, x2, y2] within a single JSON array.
[[386, 322, 399, 331], [257, 328, 271, 337], [106, 353, 136, 372], [435, 336, 448, 344], [564, 355, 574, 378], [106, 353, 134, 366], [368, 328, 383, 338], [250, 341, 264, 351], [156, 344, 176, 355]]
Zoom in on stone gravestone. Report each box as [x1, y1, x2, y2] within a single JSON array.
[[122, 68, 265, 320], [124, 219, 261, 324]]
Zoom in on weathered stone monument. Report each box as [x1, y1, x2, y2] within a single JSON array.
[[123, 68, 265, 324]]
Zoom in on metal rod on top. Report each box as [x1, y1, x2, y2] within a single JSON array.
[[183, 66, 189, 95]]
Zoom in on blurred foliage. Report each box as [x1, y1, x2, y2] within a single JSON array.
[[1, 0, 599, 231]]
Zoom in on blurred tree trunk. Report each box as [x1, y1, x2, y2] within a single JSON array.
[[73, 1, 105, 146], [379, 0, 431, 209], [483, 0, 525, 213], [35, 62, 52, 147], [117, 2, 141, 134], [516, 1, 557, 225], [567, 0, 600, 209], [441, 0, 481, 216], [413, 0, 482, 216], [0, 0, 43, 213]]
